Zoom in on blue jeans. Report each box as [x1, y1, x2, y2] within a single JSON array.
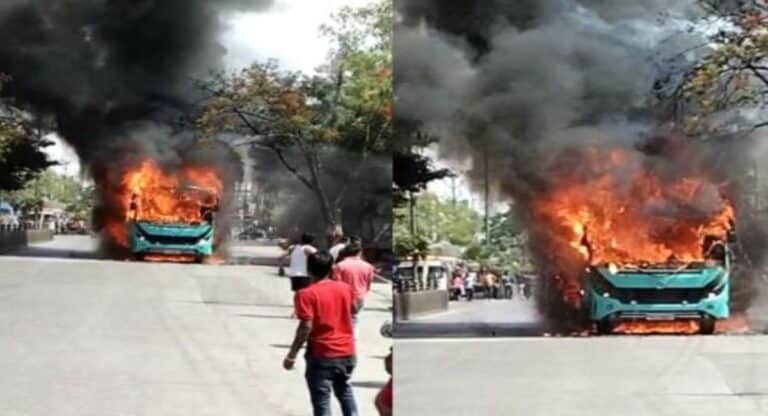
[[305, 355, 358, 416]]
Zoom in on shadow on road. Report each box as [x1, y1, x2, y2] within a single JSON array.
[[3, 246, 109, 260], [393, 321, 548, 338], [269, 344, 292, 349], [226, 256, 281, 267], [239, 313, 294, 320], [351, 381, 386, 389], [363, 307, 393, 313], [185, 300, 294, 308]]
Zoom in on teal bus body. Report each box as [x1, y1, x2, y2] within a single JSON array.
[[129, 220, 214, 259], [585, 249, 730, 333], [586, 265, 730, 320]]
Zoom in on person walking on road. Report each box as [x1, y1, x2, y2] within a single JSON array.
[[501, 270, 514, 299], [375, 348, 393, 416], [329, 227, 346, 262], [288, 233, 318, 293], [465, 269, 476, 301], [283, 251, 360, 416], [332, 241, 374, 340], [480, 268, 494, 299]]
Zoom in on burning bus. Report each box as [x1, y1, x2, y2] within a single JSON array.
[[529, 144, 740, 334], [127, 185, 219, 262], [105, 159, 224, 262], [585, 235, 732, 335]]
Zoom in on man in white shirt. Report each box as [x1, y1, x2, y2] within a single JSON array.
[[329, 227, 346, 262], [288, 233, 318, 292]]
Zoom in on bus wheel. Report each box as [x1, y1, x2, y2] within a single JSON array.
[[699, 317, 716, 335], [595, 319, 613, 335]]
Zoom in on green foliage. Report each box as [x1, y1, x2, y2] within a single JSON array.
[[393, 191, 480, 258], [0, 171, 90, 215], [462, 210, 533, 271], [404, 193, 480, 246], [196, 0, 393, 230], [675, 2, 768, 135], [0, 76, 54, 191], [393, 230, 429, 258], [393, 191, 534, 268]]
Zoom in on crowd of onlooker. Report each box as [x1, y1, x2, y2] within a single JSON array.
[[280, 228, 392, 416], [449, 266, 533, 301], [0, 214, 88, 234]]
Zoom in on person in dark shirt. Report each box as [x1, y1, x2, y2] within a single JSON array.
[[283, 251, 360, 416]]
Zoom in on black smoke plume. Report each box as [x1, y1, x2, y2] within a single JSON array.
[[0, 0, 271, 250], [396, 0, 768, 330]]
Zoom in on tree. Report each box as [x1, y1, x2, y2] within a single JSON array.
[[197, 0, 392, 232], [392, 119, 452, 207], [0, 171, 86, 214], [668, 1, 768, 135], [0, 75, 54, 191], [393, 191, 482, 257]]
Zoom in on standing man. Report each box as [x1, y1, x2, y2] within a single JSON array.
[[332, 241, 375, 340], [375, 348, 393, 416], [481, 268, 497, 299], [288, 233, 318, 293], [501, 270, 514, 299], [284, 251, 359, 416], [465, 268, 476, 301], [329, 227, 346, 262]]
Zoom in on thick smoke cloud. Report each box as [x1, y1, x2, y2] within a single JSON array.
[[0, 0, 271, 162], [396, 0, 768, 329], [0, 0, 272, 250]]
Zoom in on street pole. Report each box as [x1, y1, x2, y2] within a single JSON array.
[[409, 190, 415, 236], [484, 143, 490, 246], [451, 175, 456, 208]]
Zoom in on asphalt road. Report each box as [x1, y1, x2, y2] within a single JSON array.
[[395, 296, 546, 337], [0, 236, 391, 416], [395, 336, 768, 416]]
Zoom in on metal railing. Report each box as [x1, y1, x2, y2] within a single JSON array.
[[394, 274, 441, 293], [0, 223, 48, 232]]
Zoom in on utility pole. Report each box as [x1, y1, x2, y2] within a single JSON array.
[[450, 175, 457, 208], [409, 190, 415, 236], [484, 143, 490, 246]]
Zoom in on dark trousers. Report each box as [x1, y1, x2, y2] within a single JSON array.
[[291, 276, 311, 292], [305, 355, 358, 416]]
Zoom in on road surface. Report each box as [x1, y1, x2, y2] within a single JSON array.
[[396, 290, 768, 415], [395, 295, 546, 337], [396, 336, 768, 416], [0, 236, 391, 416]]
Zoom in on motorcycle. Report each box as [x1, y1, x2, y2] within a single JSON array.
[[520, 281, 533, 299]]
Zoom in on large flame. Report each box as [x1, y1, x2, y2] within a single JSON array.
[[534, 149, 734, 267], [529, 146, 736, 332], [105, 159, 223, 248]]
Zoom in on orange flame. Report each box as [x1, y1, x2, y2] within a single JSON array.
[[105, 159, 223, 248], [610, 314, 749, 335], [531, 147, 735, 308]]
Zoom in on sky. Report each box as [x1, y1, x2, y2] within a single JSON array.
[[48, 0, 372, 178], [424, 147, 508, 215], [221, 0, 374, 72]]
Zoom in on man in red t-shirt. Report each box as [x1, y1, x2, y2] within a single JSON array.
[[331, 242, 374, 340], [375, 348, 392, 416], [283, 251, 360, 416]]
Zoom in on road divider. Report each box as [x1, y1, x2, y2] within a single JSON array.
[[0, 229, 54, 254], [394, 289, 449, 321]]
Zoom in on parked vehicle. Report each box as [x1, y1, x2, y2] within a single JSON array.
[[395, 258, 454, 291], [0, 202, 19, 228]]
